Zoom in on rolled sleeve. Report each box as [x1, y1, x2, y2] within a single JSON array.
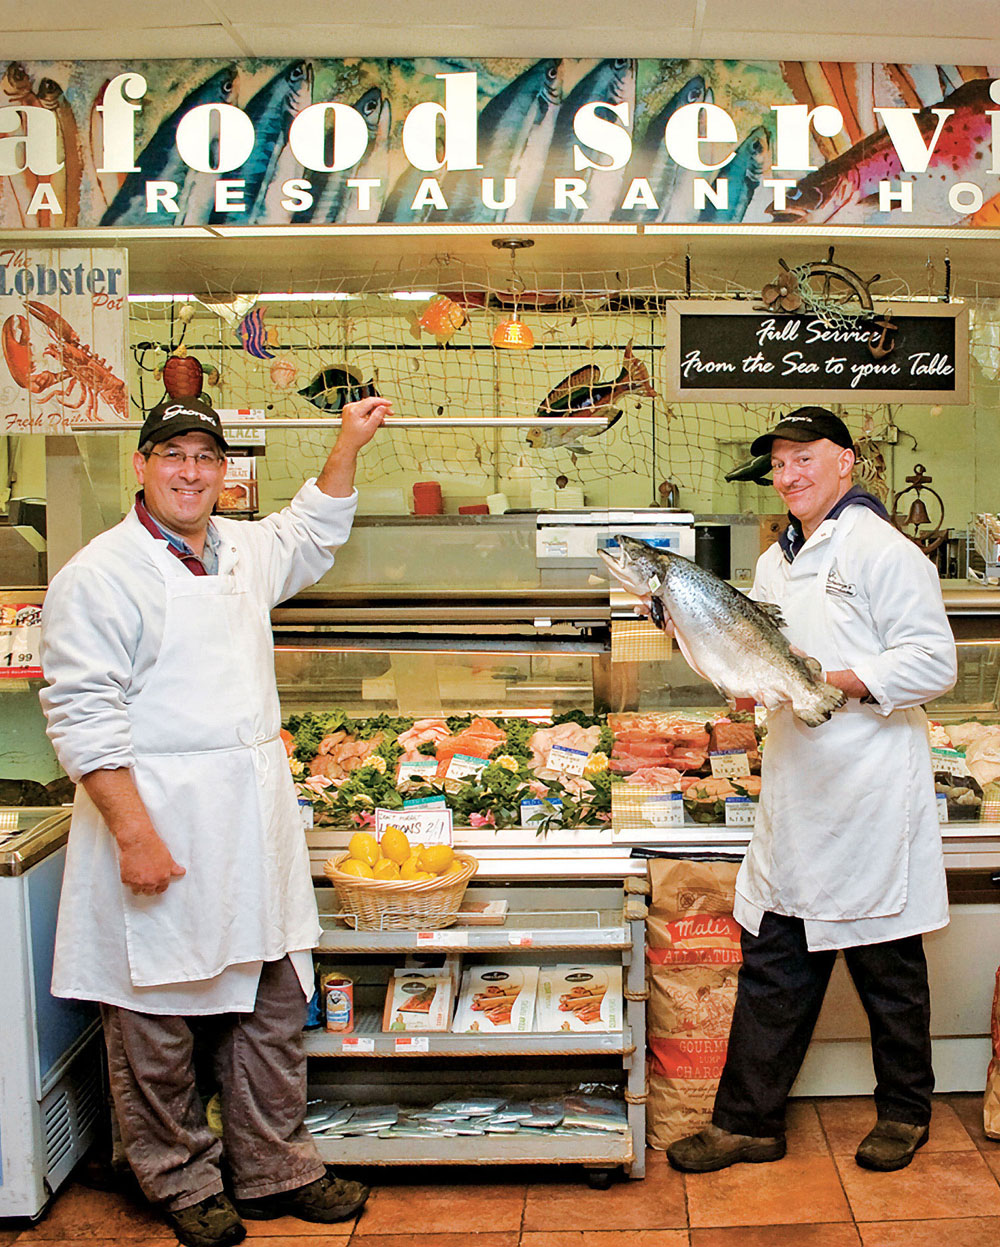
[[850, 542, 957, 715], [254, 480, 359, 605], [39, 566, 141, 782]]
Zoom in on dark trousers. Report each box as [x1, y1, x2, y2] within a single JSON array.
[[712, 911, 934, 1138], [101, 955, 325, 1211]]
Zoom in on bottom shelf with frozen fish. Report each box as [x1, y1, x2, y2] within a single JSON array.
[[302, 878, 647, 1181]]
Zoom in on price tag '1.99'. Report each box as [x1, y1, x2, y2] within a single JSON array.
[[0, 605, 42, 679]]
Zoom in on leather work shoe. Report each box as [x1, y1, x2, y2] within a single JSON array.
[[666, 1123, 786, 1173], [234, 1169, 369, 1223], [855, 1120, 929, 1171], [163, 1193, 246, 1247]]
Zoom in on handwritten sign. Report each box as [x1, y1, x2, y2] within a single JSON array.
[[663, 302, 968, 404]]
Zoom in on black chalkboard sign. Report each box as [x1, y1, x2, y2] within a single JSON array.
[[663, 301, 969, 404]]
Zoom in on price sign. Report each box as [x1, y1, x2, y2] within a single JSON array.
[[508, 932, 533, 947], [937, 793, 948, 824], [643, 793, 685, 826], [0, 604, 42, 678], [931, 747, 971, 778], [416, 930, 468, 947], [340, 1036, 374, 1053], [375, 805, 453, 846], [394, 1035, 430, 1053], [724, 797, 756, 827], [710, 749, 751, 779], [397, 758, 438, 787], [546, 745, 590, 776], [445, 753, 490, 782]]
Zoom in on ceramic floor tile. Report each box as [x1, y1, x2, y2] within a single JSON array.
[[520, 1234, 689, 1246], [243, 1218, 354, 1237], [522, 1165, 686, 1232], [344, 1237, 518, 1247], [857, 1217, 1000, 1247], [944, 1093, 1000, 1153], [983, 1150, 1000, 1182], [349, 1183, 525, 1236], [232, 1239, 350, 1247], [685, 1154, 852, 1228], [9, 1241, 172, 1247], [691, 1225, 862, 1247], [835, 1150, 1000, 1222], [815, 1098, 973, 1155], [20, 1184, 165, 1240], [786, 1101, 831, 1154]]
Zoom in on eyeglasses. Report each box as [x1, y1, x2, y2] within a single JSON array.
[[148, 449, 225, 468]]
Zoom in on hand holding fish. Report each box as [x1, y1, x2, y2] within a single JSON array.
[[633, 592, 676, 637], [788, 646, 870, 700]]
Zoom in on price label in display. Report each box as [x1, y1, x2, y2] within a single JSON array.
[[643, 793, 685, 826], [545, 745, 590, 776], [394, 1036, 430, 1053], [520, 797, 563, 827], [931, 747, 971, 778], [937, 793, 948, 824], [375, 805, 453, 846], [709, 749, 751, 779], [396, 758, 438, 787], [340, 1036, 374, 1053], [416, 930, 468, 947], [508, 932, 533, 947], [445, 753, 490, 783], [724, 797, 756, 827], [0, 605, 42, 679]]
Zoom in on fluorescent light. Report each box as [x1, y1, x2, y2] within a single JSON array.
[[128, 291, 356, 303], [211, 223, 639, 237], [391, 290, 437, 300]]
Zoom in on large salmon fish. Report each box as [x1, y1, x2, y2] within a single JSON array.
[[599, 534, 846, 727]]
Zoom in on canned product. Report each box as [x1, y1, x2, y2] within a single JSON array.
[[322, 973, 354, 1033]]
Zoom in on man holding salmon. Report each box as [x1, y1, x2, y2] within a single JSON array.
[[635, 407, 957, 1174], [39, 394, 389, 1247]]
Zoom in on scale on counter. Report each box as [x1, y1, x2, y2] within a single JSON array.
[[535, 509, 696, 569]]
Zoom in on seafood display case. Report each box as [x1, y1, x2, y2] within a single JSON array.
[[278, 531, 1000, 1113]]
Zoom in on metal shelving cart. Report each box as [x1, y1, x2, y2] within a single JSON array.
[[305, 871, 648, 1182]]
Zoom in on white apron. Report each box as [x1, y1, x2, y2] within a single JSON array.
[[736, 524, 915, 923], [61, 537, 320, 994]]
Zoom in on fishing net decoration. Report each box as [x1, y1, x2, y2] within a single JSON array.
[[125, 258, 1000, 519]]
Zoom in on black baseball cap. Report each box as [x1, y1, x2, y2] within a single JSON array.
[[138, 399, 228, 452], [750, 406, 854, 457]]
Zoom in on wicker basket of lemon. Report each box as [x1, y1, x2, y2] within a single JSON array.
[[323, 827, 477, 931]]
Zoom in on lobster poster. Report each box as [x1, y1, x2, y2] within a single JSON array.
[[0, 247, 128, 433]]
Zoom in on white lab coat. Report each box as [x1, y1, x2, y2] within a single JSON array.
[[40, 480, 357, 1013], [734, 505, 957, 951]]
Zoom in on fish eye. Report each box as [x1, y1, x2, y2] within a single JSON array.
[[545, 63, 558, 81], [613, 58, 630, 70]]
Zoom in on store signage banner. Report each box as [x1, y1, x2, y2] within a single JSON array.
[[0, 59, 999, 229], [0, 247, 129, 431], [662, 301, 969, 403]]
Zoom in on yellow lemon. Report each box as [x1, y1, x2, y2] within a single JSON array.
[[399, 856, 423, 880], [347, 831, 379, 868], [338, 858, 374, 879], [373, 858, 401, 880], [380, 826, 412, 864], [442, 860, 466, 877], [419, 844, 455, 875]]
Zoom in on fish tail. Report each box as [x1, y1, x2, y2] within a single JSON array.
[[618, 345, 656, 397], [793, 681, 847, 727]]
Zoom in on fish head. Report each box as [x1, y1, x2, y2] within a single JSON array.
[[354, 86, 384, 140], [768, 164, 861, 223], [539, 58, 565, 108], [36, 78, 63, 107], [598, 534, 671, 597], [212, 65, 239, 106], [525, 426, 548, 448]]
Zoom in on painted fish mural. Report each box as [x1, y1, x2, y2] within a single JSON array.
[[297, 365, 380, 412], [1, 57, 1000, 229], [101, 66, 239, 226], [525, 343, 656, 454]]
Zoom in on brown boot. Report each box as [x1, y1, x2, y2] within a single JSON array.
[[234, 1169, 369, 1223], [855, 1120, 929, 1171], [666, 1123, 786, 1173], [163, 1193, 246, 1247]]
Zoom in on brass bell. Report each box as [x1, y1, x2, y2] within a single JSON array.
[[905, 497, 931, 528]]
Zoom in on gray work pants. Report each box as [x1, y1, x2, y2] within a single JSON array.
[[101, 955, 325, 1211]]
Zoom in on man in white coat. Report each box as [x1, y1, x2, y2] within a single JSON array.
[[40, 393, 390, 1247], [666, 407, 957, 1176]]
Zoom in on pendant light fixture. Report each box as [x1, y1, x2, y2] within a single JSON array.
[[491, 237, 535, 350]]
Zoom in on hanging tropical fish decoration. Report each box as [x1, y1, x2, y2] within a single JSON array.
[[297, 364, 380, 412], [410, 294, 467, 343], [238, 307, 275, 359]]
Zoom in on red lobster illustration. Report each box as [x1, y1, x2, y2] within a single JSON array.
[[1, 300, 127, 419]]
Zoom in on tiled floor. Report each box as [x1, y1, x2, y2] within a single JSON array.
[[4, 1095, 1000, 1246]]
